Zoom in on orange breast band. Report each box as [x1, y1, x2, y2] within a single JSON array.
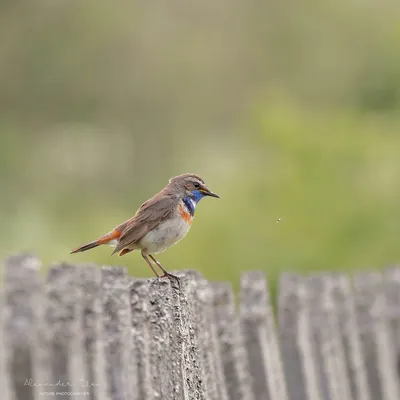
[[178, 203, 193, 224]]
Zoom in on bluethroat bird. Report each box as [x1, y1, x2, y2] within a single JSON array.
[[70, 174, 219, 287]]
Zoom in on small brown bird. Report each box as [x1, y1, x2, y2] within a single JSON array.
[[70, 173, 219, 286]]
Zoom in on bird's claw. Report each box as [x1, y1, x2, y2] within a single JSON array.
[[160, 272, 181, 290]]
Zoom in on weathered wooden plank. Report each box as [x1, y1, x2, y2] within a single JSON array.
[[383, 267, 400, 384], [0, 264, 13, 400], [101, 266, 134, 400], [240, 271, 288, 400], [46, 264, 87, 400], [130, 278, 152, 400], [354, 271, 400, 400], [330, 274, 371, 400], [211, 282, 254, 400], [78, 264, 108, 400], [306, 274, 352, 400], [278, 273, 320, 400], [177, 271, 207, 400], [5, 251, 400, 400], [186, 271, 228, 400], [147, 278, 181, 399], [4, 253, 48, 400]]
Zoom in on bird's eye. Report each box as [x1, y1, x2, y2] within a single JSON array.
[[193, 182, 200, 189]]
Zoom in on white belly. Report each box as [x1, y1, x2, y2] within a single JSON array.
[[139, 216, 192, 254]]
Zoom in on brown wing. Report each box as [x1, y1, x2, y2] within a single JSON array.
[[112, 194, 176, 254]]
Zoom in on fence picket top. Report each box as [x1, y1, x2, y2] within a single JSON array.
[[240, 271, 289, 400], [383, 267, 400, 321], [101, 266, 129, 287], [175, 271, 207, 400], [383, 267, 400, 347], [78, 264, 103, 334], [4, 252, 41, 273], [101, 266, 132, 328], [278, 273, 304, 335], [77, 264, 107, 400], [278, 272, 304, 339], [278, 272, 303, 305], [129, 278, 151, 400], [353, 270, 400, 400], [130, 278, 150, 316], [293, 276, 322, 400], [4, 253, 43, 334], [148, 278, 174, 317], [329, 273, 350, 311], [329, 273, 372, 400], [0, 283, 13, 400], [79, 263, 102, 289], [101, 265, 134, 400], [309, 275, 353, 400], [353, 271, 386, 325], [352, 271, 383, 399], [305, 274, 334, 326], [46, 263, 84, 324], [3, 253, 47, 400], [210, 282, 237, 349], [279, 273, 322, 400], [240, 271, 268, 320], [147, 278, 180, 399], [45, 263, 88, 399], [211, 281, 255, 400], [101, 264, 131, 315], [211, 282, 235, 314], [185, 272, 229, 400]]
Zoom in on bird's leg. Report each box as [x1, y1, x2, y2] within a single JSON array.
[[141, 252, 160, 278], [149, 255, 181, 289]]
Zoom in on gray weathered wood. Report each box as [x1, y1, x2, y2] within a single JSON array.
[[4, 253, 400, 400], [384, 266, 400, 394], [0, 265, 13, 400], [177, 271, 207, 400], [147, 278, 179, 399], [240, 271, 288, 400], [306, 275, 330, 400], [186, 271, 228, 400], [330, 274, 371, 400], [130, 278, 152, 400], [354, 271, 400, 400], [211, 282, 254, 400], [306, 275, 352, 400], [4, 253, 48, 400], [78, 265, 108, 400], [46, 263, 87, 400], [278, 273, 321, 400], [101, 266, 134, 400]]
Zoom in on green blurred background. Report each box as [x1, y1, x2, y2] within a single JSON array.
[[2, 1, 400, 291]]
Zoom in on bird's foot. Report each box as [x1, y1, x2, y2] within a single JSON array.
[[160, 272, 181, 290]]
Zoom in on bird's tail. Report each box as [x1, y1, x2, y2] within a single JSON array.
[[70, 240, 100, 254], [70, 229, 121, 254]]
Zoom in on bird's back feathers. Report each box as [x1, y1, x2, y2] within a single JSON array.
[[112, 192, 177, 254]]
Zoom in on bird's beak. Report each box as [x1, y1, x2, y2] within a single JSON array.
[[201, 189, 220, 198]]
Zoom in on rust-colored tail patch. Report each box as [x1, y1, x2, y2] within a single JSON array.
[[96, 229, 121, 244], [70, 229, 121, 254]]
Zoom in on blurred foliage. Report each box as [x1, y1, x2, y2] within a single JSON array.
[[1, 0, 400, 292]]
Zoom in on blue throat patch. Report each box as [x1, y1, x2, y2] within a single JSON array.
[[183, 190, 205, 216], [191, 190, 205, 203]]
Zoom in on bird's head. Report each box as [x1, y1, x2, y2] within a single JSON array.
[[169, 173, 219, 203]]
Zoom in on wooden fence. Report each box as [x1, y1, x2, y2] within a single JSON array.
[[1, 253, 400, 399]]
